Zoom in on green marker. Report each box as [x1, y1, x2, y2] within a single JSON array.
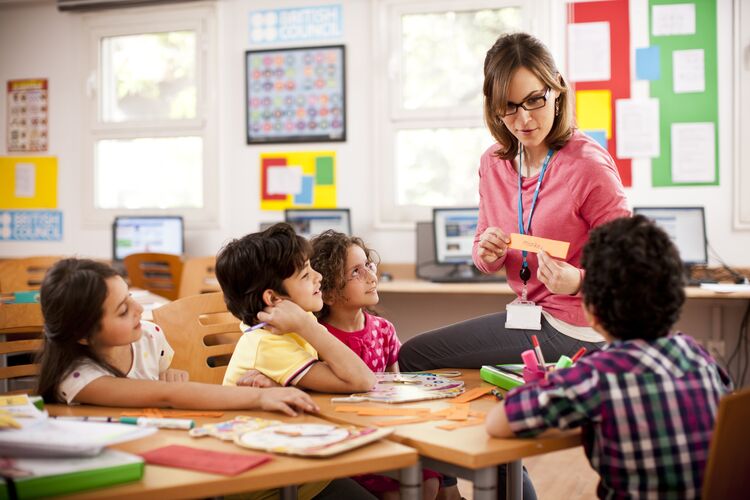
[[554, 355, 573, 370]]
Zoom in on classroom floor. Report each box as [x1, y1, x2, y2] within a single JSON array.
[[455, 446, 599, 499]]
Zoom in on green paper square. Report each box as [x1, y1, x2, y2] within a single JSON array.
[[315, 157, 334, 185]]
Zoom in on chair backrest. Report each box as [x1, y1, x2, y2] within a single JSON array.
[[178, 256, 220, 298], [0, 256, 62, 293], [151, 292, 241, 384], [123, 253, 184, 301], [702, 387, 750, 498], [0, 303, 45, 394]]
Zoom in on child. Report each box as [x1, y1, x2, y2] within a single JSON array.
[[217, 223, 375, 393], [36, 258, 318, 416], [486, 215, 734, 498], [310, 230, 442, 500]]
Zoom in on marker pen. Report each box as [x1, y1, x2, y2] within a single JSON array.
[[119, 417, 194, 430]]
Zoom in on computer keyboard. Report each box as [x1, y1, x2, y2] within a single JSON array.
[[429, 275, 507, 284]]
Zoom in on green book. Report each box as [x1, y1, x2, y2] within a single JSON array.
[[0, 449, 144, 500]]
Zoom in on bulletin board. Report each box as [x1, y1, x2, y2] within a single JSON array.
[[649, 0, 718, 186], [246, 45, 346, 144], [568, 0, 632, 187], [260, 151, 337, 210]]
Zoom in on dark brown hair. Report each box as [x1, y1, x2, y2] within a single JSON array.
[[310, 230, 379, 322], [483, 32, 573, 160], [36, 258, 125, 403], [215, 223, 312, 325]]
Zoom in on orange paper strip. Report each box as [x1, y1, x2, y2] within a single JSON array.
[[450, 386, 494, 404], [373, 416, 433, 427], [445, 405, 470, 421], [356, 407, 432, 416], [437, 418, 486, 431], [508, 233, 570, 259]]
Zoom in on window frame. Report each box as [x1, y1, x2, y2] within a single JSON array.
[[81, 2, 218, 228], [372, 0, 561, 227]]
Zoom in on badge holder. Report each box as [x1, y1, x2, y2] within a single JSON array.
[[505, 272, 542, 330]]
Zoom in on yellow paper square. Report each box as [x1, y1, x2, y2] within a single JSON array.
[[575, 90, 612, 139], [0, 156, 57, 209]]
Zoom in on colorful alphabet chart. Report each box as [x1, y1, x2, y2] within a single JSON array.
[[7, 79, 48, 153], [246, 45, 346, 144]]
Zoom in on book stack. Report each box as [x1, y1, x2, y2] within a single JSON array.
[[0, 395, 149, 499]]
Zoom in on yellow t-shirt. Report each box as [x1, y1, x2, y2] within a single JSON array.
[[222, 320, 318, 387]]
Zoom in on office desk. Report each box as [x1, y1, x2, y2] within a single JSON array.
[[311, 370, 581, 500], [46, 405, 418, 500]]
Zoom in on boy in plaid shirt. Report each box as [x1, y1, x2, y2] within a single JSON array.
[[486, 215, 733, 499]]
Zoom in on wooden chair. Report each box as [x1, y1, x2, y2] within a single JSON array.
[[702, 387, 750, 498], [0, 256, 62, 293], [123, 253, 184, 301], [178, 256, 220, 298], [152, 292, 241, 384], [0, 303, 44, 394]]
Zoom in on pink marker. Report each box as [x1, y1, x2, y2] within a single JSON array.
[[521, 349, 540, 371]]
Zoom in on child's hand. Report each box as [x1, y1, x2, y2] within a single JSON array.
[[236, 369, 280, 388], [159, 368, 189, 383], [257, 299, 314, 335], [258, 387, 320, 416]]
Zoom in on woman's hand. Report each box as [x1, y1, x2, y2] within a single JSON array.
[[159, 368, 189, 383], [476, 227, 511, 264], [536, 250, 582, 295], [236, 369, 280, 388], [257, 387, 320, 416]]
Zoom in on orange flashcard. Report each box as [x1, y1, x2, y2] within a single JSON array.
[[450, 386, 493, 404], [437, 418, 486, 431], [373, 416, 432, 427], [508, 233, 570, 259]]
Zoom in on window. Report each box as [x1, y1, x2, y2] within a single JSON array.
[[83, 4, 217, 225], [373, 0, 557, 225]]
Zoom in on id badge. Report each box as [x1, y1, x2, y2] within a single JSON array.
[[505, 299, 542, 330]]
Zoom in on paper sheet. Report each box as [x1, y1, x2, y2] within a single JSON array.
[[652, 3, 696, 36], [671, 122, 715, 183], [673, 49, 705, 94], [576, 90, 612, 138], [508, 233, 570, 259], [567, 22, 611, 82], [266, 165, 303, 195], [615, 98, 660, 158]]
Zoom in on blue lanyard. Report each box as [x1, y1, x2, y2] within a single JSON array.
[[517, 148, 554, 265]]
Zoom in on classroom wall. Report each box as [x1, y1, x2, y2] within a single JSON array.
[[0, 0, 748, 267]]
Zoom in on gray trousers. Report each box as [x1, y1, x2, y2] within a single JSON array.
[[398, 312, 605, 373]]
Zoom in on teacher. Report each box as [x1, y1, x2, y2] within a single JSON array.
[[399, 32, 630, 372]]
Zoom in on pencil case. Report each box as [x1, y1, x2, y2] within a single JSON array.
[[480, 364, 526, 390]]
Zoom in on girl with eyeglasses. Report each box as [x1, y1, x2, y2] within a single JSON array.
[[398, 31, 630, 410], [309, 230, 445, 500]]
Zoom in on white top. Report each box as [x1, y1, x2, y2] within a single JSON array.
[[542, 311, 604, 343], [58, 321, 174, 404]]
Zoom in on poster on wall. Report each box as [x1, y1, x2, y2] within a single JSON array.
[[0, 156, 57, 209], [0, 210, 62, 241], [260, 151, 336, 210], [246, 45, 346, 144], [7, 79, 49, 153], [249, 4, 343, 45]]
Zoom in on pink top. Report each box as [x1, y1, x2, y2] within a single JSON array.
[[473, 130, 630, 326], [323, 312, 401, 372]]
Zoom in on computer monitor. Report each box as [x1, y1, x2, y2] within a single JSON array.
[[433, 207, 479, 265], [112, 215, 185, 262], [632, 206, 708, 267], [284, 209, 351, 239]]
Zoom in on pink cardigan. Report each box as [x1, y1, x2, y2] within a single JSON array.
[[472, 130, 630, 326]]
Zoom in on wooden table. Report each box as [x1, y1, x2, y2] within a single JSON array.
[[46, 405, 419, 500], [311, 370, 582, 500]]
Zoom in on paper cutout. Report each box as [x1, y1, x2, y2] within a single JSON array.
[[615, 99, 660, 158], [141, 444, 272, 476], [636, 46, 661, 81], [373, 416, 434, 427], [575, 90, 612, 139], [437, 419, 485, 431], [671, 122, 715, 183], [583, 129, 607, 149], [331, 372, 464, 404], [652, 3, 696, 36], [672, 49, 705, 94], [0, 157, 57, 209], [567, 22, 611, 82], [508, 233, 570, 259], [449, 387, 494, 404], [260, 151, 337, 210]]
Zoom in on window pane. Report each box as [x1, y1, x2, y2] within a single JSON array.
[[95, 137, 203, 209], [101, 31, 197, 122], [396, 128, 494, 206], [401, 8, 522, 110]]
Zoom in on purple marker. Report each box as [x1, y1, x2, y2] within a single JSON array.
[[245, 322, 267, 333]]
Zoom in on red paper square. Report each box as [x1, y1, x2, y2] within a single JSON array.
[[141, 444, 272, 476]]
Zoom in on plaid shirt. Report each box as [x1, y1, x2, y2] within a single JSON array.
[[504, 334, 733, 499]]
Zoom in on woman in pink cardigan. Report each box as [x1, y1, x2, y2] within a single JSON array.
[[399, 32, 630, 373]]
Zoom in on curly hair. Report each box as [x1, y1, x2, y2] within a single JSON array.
[[310, 230, 379, 322], [215, 223, 311, 326], [483, 32, 573, 160], [581, 215, 685, 341]]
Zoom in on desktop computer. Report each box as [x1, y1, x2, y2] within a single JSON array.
[[284, 208, 351, 238], [112, 215, 184, 262]]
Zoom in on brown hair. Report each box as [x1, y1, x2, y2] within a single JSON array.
[[483, 32, 573, 160], [310, 230, 379, 322]]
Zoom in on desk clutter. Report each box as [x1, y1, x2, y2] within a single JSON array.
[[331, 372, 465, 404]]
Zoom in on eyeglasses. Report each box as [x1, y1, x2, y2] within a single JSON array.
[[500, 88, 551, 117], [347, 261, 378, 282]]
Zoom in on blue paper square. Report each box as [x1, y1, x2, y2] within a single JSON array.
[[636, 46, 660, 81], [294, 176, 314, 205], [584, 129, 608, 150]]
